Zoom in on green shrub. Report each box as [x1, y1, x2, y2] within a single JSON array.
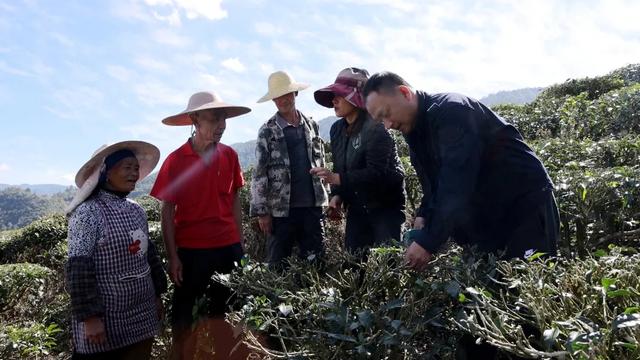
[[0, 323, 64, 359], [554, 166, 640, 255], [222, 246, 640, 359], [136, 195, 161, 222], [539, 74, 625, 101], [0, 263, 53, 313], [532, 136, 640, 176], [0, 213, 68, 270], [458, 247, 640, 359], [610, 63, 640, 85]]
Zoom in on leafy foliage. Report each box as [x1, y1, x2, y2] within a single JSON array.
[[0, 213, 68, 270], [0, 323, 64, 359]]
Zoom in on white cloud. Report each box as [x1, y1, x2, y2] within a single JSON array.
[[221, 57, 246, 73], [254, 21, 282, 36], [270, 41, 302, 61], [46, 86, 105, 120], [135, 56, 171, 71], [133, 81, 187, 107], [0, 61, 33, 77], [173, 0, 227, 20], [151, 28, 191, 47], [341, 0, 417, 12], [199, 73, 221, 86], [50, 32, 74, 47], [0, 163, 10, 172], [106, 65, 132, 82], [151, 8, 181, 25], [141, 0, 228, 25], [61, 172, 75, 183]]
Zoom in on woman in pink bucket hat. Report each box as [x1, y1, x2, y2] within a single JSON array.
[[311, 67, 407, 254]]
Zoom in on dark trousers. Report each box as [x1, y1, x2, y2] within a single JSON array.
[[72, 338, 153, 360], [502, 187, 559, 259], [469, 187, 559, 259], [171, 243, 243, 331], [345, 207, 405, 252], [268, 207, 324, 264]]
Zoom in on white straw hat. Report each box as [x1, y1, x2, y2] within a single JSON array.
[[65, 141, 160, 214], [162, 91, 251, 126], [257, 71, 309, 103]]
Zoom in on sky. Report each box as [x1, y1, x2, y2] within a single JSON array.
[[1, 0, 639, 185]]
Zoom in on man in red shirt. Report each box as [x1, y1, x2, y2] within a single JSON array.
[[151, 91, 251, 360]]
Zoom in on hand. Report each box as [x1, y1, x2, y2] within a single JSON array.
[[258, 214, 272, 235], [155, 297, 164, 321], [329, 195, 342, 209], [84, 316, 106, 344], [413, 216, 426, 230], [310, 167, 341, 185], [326, 196, 343, 221], [404, 241, 433, 271], [168, 256, 183, 287]]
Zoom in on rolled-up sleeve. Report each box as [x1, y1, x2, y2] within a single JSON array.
[[65, 204, 104, 321]]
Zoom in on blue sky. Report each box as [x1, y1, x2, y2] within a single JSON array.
[[1, 0, 639, 185]]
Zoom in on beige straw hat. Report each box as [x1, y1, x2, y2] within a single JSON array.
[[257, 71, 309, 103], [162, 91, 251, 126], [65, 141, 160, 214]]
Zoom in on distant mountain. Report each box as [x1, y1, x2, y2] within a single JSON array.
[[317, 116, 339, 140], [230, 139, 257, 170], [479, 87, 543, 107], [0, 183, 71, 196]]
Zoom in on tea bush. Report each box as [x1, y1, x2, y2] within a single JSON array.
[[0, 214, 68, 270], [0, 323, 64, 359]]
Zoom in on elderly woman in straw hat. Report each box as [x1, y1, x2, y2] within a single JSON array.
[[65, 140, 166, 359], [150, 91, 251, 359], [311, 68, 406, 253]]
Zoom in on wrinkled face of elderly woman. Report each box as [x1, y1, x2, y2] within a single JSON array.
[[106, 156, 140, 193]]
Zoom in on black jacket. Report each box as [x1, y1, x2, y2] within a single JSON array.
[[330, 112, 405, 211], [407, 91, 553, 253]]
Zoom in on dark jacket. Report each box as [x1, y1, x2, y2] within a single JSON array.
[[330, 112, 405, 211], [407, 91, 553, 253]]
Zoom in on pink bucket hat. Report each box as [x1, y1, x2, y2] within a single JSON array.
[[314, 67, 370, 109]]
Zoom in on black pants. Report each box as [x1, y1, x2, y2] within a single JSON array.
[[171, 243, 243, 331], [502, 187, 559, 259], [345, 207, 405, 252], [268, 207, 324, 264], [469, 187, 559, 259], [72, 338, 153, 360]]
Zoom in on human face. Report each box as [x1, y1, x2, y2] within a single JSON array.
[[365, 86, 416, 134], [106, 156, 140, 193], [272, 92, 296, 115], [332, 95, 357, 119], [194, 110, 227, 144]]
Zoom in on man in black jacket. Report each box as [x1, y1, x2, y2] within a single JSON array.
[[363, 71, 559, 270]]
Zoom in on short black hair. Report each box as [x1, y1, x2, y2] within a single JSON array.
[[362, 71, 411, 99]]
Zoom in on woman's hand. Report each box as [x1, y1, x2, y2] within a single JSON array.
[[84, 316, 106, 344], [326, 195, 343, 221], [310, 167, 341, 185]]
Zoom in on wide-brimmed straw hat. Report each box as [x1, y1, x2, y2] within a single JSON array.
[[65, 141, 160, 214], [162, 91, 251, 126], [314, 67, 370, 109], [257, 71, 309, 103]]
